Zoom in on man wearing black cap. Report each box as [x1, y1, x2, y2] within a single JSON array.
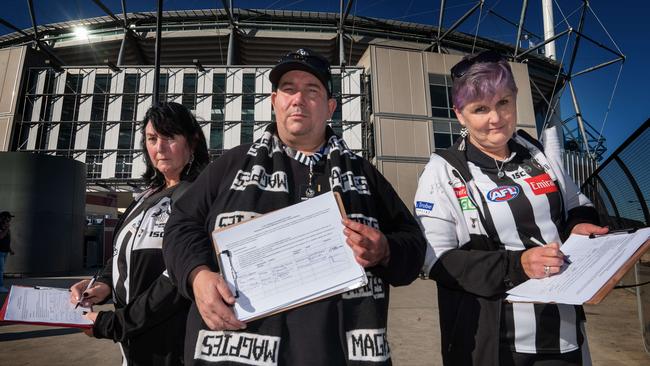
[[0, 211, 15, 293], [163, 48, 426, 365]]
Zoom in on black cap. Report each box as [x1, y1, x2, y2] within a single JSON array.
[[269, 48, 333, 97], [0, 211, 14, 218]]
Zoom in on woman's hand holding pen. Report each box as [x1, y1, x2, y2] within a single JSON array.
[[69, 279, 111, 308], [521, 243, 566, 279], [189, 265, 246, 331]]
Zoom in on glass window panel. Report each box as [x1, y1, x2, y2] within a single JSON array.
[[432, 107, 449, 118], [434, 132, 453, 150], [91, 74, 111, 121], [182, 73, 197, 110], [211, 73, 226, 121], [210, 122, 223, 150], [115, 152, 132, 178], [430, 85, 448, 108], [117, 122, 134, 150], [433, 120, 451, 132], [332, 74, 343, 122], [121, 74, 139, 121], [429, 74, 446, 85], [241, 74, 255, 143], [85, 153, 102, 179], [59, 72, 83, 154], [240, 121, 254, 144], [87, 123, 104, 150], [159, 73, 168, 101], [118, 74, 140, 151]]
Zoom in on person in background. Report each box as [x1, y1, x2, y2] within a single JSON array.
[[0, 211, 16, 293], [162, 48, 426, 365], [69, 102, 209, 366], [414, 50, 608, 366]]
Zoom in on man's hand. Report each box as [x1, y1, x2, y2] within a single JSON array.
[[521, 243, 565, 279], [189, 266, 246, 331], [571, 223, 609, 236], [69, 279, 111, 308], [342, 219, 390, 268]]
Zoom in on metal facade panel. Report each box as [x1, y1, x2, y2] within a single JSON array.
[[376, 160, 427, 209], [254, 68, 272, 142], [197, 69, 214, 146], [376, 117, 432, 159], [26, 70, 47, 150], [101, 70, 126, 179], [373, 47, 428, 117], [46, 72, 67, 152], [224, 68, 243, 149], [73, 70, 96, 163], [132, 70, 155, 178], [510, 62, 537, 135], [341, 69, 362, 150]]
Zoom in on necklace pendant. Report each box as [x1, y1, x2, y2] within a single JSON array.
[[497, 170, 505, 179], [305, 187, 315, 198]]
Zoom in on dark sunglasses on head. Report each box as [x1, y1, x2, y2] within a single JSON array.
[[450, 50, 506, 81]]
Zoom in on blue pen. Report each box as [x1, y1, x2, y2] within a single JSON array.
[[529, 236, 572, 265]]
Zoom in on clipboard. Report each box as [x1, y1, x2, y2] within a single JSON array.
[[211, 191, 368, 322], [586, 235, 650, 304], [506, 227, 650, 305], [0, 286, 93, 328]]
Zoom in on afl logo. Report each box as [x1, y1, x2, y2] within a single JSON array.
[[487, 186, 520, 202]]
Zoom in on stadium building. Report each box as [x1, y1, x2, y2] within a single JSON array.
[[0, 6, 568, 271]]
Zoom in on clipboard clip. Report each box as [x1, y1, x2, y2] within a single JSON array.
[[220, 250, 240, 299], [589, 227, 638, 239]]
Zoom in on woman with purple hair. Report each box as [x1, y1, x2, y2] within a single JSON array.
[[414, 51, 608, 365]]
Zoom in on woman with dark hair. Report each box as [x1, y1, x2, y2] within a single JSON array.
[[69, 102, 209, 366], [414, 51, 608, 365]]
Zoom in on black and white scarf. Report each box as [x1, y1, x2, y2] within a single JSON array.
[[214, 123, 380, 231]]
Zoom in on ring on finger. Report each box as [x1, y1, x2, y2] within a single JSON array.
[[543, 265, 550, 276]]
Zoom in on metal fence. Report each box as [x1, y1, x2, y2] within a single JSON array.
[[581, 117, 650, 353]]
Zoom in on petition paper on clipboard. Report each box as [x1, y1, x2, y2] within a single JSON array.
[[212, 191, 368, 322], [0, 286, 93, 328], [506, 227, 650, 304]]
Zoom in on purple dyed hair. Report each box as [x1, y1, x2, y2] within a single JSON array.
[[451, 58, 518, 110]]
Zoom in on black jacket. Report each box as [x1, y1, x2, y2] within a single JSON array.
[[94, 185, 190, 366], [163, 140, 426, 365]]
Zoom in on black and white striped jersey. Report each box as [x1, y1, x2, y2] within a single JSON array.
[[112, 187, 172, 305], [415, 132, 598, 364], [465, 141, 583, 354]]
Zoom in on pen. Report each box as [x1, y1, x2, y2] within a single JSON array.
[[589, 227, 636, 239], [74, 269, 101, 310], [529, 236, 572, 265]]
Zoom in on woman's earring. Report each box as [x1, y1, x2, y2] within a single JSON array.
[[459, 127, 469, 151], [185, 153, 195, 176]]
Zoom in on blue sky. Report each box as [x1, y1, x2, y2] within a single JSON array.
[[2, 0, 647, 159]]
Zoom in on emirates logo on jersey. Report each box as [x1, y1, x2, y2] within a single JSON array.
[[524, 173, 558, 195], [486, 185, 520, 202]]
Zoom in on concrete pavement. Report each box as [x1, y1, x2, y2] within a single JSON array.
[[1, 275, 648, 365]]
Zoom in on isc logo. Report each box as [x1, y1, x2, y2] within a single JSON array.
[[486, 186, 520, 202]]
